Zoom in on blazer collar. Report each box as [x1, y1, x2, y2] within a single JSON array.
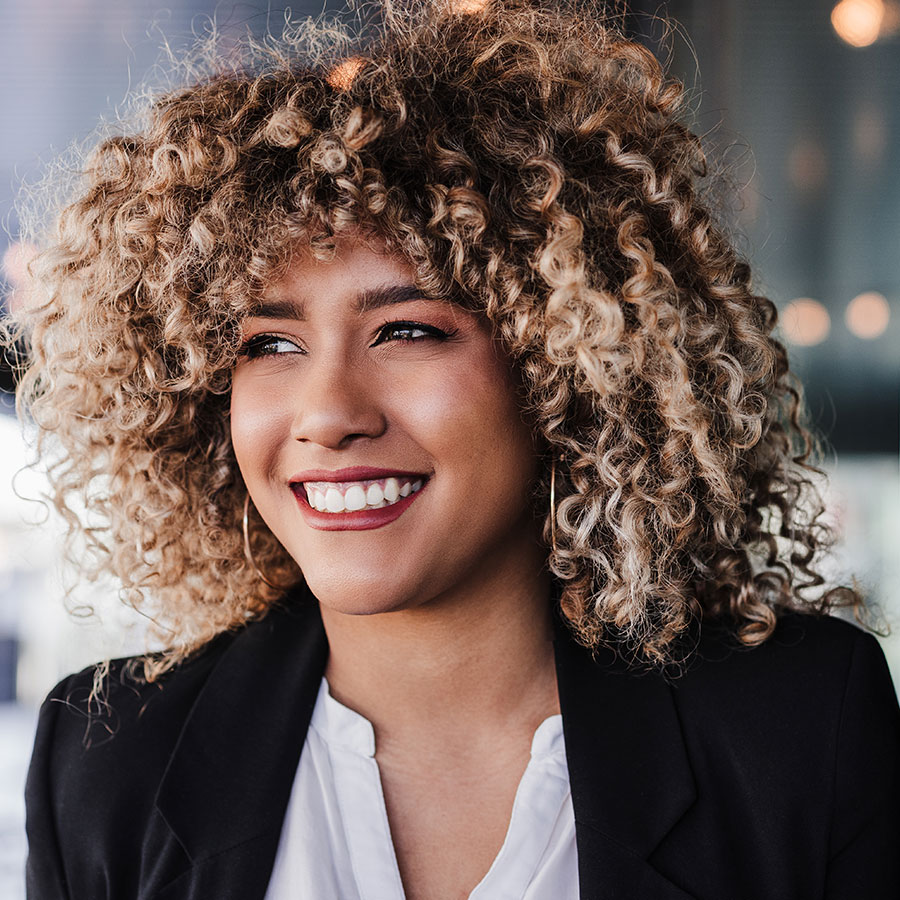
[[154, 593, 697, 898], [553, 612, 698, 898], [155, 587, 328, 864]]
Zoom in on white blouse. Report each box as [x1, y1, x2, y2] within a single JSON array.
[[264, 678, 579, 899]]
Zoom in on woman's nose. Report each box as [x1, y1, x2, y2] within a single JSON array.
[[289, 355, 387, 449]]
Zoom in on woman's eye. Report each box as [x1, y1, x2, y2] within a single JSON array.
[[239, 334, 303, 358], [372, 321, 453, 345]]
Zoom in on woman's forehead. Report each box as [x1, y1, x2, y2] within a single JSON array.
[[262, 238, 414, 301]]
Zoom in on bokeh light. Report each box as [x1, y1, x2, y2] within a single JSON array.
[[788, 137, 828, 193], [782, 298, 831, 346], [881, 1, 900, 36], [845, 291, 891, 338], [853, 104, 888, 167], [831, 0, 885, 47]]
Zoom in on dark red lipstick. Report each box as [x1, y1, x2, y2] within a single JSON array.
[[289, 466, 428, 484]]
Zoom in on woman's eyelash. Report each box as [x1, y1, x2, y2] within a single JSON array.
[[372, 320, 458, 345], [239, 334, 302, 358], [238, 321, 458, 358]]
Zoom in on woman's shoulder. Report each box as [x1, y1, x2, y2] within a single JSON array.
[[23, 629, 240, 894], [559, 609, 898, 749], [675, 612, 897, 721], [34, 592, 319, 754], [46, 633, 228, 739], [28, 594, 324, 788], [25, 595, 327, 896], [687, 610, 893, 695], [674, 612, 899, 779], [30, 628, 235, 800]]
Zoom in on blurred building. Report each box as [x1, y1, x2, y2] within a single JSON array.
[[665, 0, 899, 453]]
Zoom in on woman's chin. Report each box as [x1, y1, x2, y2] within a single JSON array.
[[303, 573, 422, 619]]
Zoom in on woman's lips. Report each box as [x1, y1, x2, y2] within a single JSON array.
[[290, 472, 429, 531]]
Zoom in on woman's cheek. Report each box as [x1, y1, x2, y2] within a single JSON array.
[[230, 375, 289, 482]]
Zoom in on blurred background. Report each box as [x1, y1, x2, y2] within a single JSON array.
[[1, 0, 898, 895]]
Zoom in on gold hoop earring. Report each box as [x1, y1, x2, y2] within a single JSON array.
[[550, 457, 559, 554], [243, 493, 294, 590]]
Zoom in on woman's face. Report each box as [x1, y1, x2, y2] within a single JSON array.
[[230, 234, 543, 616]]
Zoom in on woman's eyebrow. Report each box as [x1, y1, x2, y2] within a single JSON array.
[[248, 299, 305, 320], [249, 284, 429, 320], [355, 283, 424, 313]]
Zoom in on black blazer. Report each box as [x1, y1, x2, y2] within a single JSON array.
[[25, 588, 900, 900]]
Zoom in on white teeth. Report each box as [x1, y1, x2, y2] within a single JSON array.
[[344, 484, 367, 511], [301, 476, 426, 513], [383, 477, 400, 503], [305, 485, 328, 511], [325, 488, 345, 513]]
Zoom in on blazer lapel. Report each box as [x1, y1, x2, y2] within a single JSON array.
[[554, 617, 699, 900], [151, 588, 329, 899], [147, 591, 697, 899]]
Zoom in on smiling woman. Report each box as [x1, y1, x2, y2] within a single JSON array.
[[4, 0, 900, 898], [232, 237, 545, 621]]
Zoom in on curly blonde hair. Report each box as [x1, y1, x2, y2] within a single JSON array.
[[5, 0, 864, 677]]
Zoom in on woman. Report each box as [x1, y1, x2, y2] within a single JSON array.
[[12, 0, 900, 897]]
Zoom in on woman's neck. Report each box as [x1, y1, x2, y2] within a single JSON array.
[[319, 556, 558, 747]]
